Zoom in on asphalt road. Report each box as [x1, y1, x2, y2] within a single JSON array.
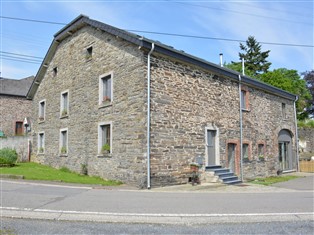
[[1, 177, 313, 224], [1, 217, 314, 234]]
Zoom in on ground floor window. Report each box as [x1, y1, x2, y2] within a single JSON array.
[[98, 122, 112, 154], [60, 128, 68, 155], [38, 132, 45, 153]]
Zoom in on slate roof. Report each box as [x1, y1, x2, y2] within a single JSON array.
[[0, 76, 34, 97], [27, 15, 297, 101]]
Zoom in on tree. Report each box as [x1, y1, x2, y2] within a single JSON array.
[[232, 36, 271, 77], [260, 68, 312, 120], [302, 70, 314, 117]]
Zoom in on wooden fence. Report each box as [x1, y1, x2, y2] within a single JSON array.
[[299, 160, 314, 173]]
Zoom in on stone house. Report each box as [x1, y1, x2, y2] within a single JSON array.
[[27, 15, 298, 187], [0, 76, 34, 137]]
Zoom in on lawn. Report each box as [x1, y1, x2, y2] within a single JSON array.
[[0, 162, 122, 186], [249, 175, 300, 186]]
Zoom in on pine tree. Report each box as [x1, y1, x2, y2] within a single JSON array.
[[233, 36, 271, 76]]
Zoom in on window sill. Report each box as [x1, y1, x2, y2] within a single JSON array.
[[60, 115, 69, 119], [37, 152, 45, 155], [97, 153, 112, 158], [241, 109, 250, 112], [99, 102, 112, 109], [59, 154, 68, 157], [38, 120, 45, 123]]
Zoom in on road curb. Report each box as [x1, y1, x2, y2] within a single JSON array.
[[1, 207, 313, 225]]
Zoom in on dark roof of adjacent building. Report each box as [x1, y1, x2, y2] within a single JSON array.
[[0, 76, 34, 97], [27, 15, 297, 101]]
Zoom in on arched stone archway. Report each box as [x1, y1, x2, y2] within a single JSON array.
[[278, 129, 293, 171]]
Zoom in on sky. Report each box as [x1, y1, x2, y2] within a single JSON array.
[[0, 0, 313, 80]]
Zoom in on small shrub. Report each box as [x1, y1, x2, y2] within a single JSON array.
[[101, 144, 110, 153], [59, 166, 71, 173], [60, 146, 67, 154], [0, 148, 18, 166]]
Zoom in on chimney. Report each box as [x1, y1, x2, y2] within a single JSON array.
[[219, 53, 223, 67]]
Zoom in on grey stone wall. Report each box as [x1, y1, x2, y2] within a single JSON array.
[[0, 136, 31, 162], [299, 128, 314, 154], [0, 95, 32, 137], [32, 23, 297, 187], [241, 87, 296, 179], [32, 26, 148, 186], [149, 54, 296, 185]]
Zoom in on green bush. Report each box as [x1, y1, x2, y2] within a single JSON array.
[[0, 148, 18, 166], [298, 119, 314, 128]]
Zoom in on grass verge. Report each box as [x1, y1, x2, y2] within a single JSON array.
[[0, 162, 122, 186], [249, 175, 300, 186]]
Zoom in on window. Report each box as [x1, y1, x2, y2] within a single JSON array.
[[258, 143, 265, 161], [99, 73, 113, 105], [258, 144, 264, 156], [86, 46, 93, 59], [241, 90, 247, 110], [39, 100, 46, 121], [242, 143, 249, 161], [38, 132, 45, 153], [60, 128, 68, 155], [60, 90, 69, 117], [15, 121, 23, 135], [282, 103, 286, 119], [98, 122, 112, 154], [53, 67, 58, 77]]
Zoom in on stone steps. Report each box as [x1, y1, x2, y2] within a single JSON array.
[[205, 165, 242, 185]]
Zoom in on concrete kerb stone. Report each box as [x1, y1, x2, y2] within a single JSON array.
[[1, 207, 313, 225]]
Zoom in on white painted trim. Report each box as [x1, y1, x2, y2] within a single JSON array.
[[38, 99, 46, 120], [205, 125, 220, 166], [37, 131, 45, 154], [98, 72, 113, 105], [59, 128, 68, 154], [98, 121, 113, 154], [60, 90, 70, 117]]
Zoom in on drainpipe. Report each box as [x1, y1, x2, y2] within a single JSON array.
[[238, 74, 243, 181], [147, 43, 155, 189], [294, 96, 300, 171]]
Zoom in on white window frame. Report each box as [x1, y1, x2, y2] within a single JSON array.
[[282, 103, 286, 119], [60, 90, 69, 117], [98, 121, 112, 154], [38, 131, 45, 154], [38, 99, 46, 121], [59, 128, 68, 155], [99, 72, 113, 105]]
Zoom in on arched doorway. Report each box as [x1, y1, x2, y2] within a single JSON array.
[[278, 129, 293, 171]]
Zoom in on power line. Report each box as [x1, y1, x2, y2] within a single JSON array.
[[127, 29, 314, 48], [0, 16, 66, 25], [171, 1, 313, 26], [1, 15, 313, 49], [0, 51, 44, 59]]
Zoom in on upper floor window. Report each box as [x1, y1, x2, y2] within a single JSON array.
[[60, 90, 69, 117], [53, 67, 58, 77], [99, 73, 113, 105], [86, 46, 93, 59], [241, 90, 247, 110], [39, 100, 46, 121], [15, 121, 23, 135], [282, 103, 286, 119]]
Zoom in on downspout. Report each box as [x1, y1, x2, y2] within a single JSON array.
[[147, 43, 155, 189], [238, 74, 243, 182], [294, 96, 300, 171]]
